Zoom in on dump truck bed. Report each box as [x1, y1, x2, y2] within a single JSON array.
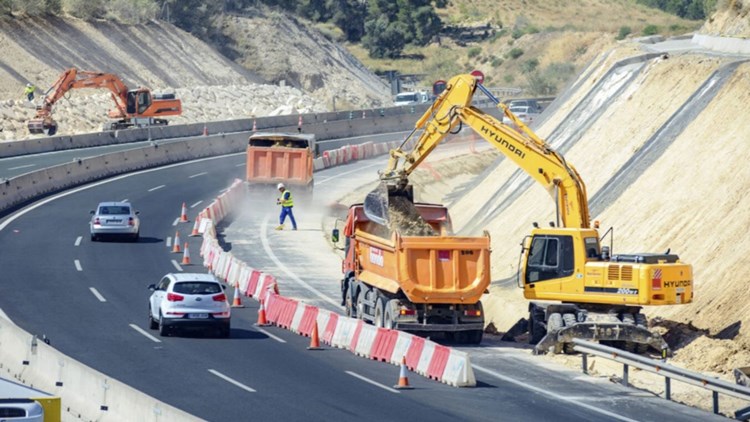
[[246, 133, 315, 187], [349, 204, 490, 304]]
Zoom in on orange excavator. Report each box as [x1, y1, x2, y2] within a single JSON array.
[[27, 68, 182, 136]]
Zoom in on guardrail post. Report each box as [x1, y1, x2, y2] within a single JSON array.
[[665, 377, 671, 400], [582, 353, 588, 375], [622, 364, 629, 386], [713, 390, 719, 414]]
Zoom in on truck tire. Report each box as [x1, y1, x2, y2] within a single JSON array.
[[467, 330, 483, 344], [374, 297, 386, 328], [356, 288, 367, 321], [384, 300, 397, 329], [562, 313, 577, 354], [528, 308, 545, 344]]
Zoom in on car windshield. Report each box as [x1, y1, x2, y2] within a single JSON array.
[[396, 93, 418, 102], [174, 282, 221, 295], [99, 206, 130, 215], [510, 106, 529, 114]]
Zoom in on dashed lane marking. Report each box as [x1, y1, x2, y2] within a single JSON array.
[[89, 287, 106, 302], [129, 324, 161, 343], [74, 236, 82, 246], [74, 260, 82, 271], [171, 260, 183, 272], [190, 200, 203, 209], [345, 371, 400, 394], [209, 369, 256, 393], [148, 185, 165, 192]]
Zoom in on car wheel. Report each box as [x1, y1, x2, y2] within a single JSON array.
[[132, 232, 140, 242], [90, 233, 97, 242], [158, 313, 170, 337], [148, 306, 158, 330], [219, 325, 230, 338]]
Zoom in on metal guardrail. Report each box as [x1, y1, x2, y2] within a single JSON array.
[[573, 339, 750, 418]]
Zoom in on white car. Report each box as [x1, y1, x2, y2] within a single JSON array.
[[502, 105, 537, 128], [394, 91, 429, 106], [89, 201, 140, 241], [148, 273, 231, 337]]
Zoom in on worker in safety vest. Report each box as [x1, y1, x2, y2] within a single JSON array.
[[275, 183, 297, 230], [24, 83, 36, 101]]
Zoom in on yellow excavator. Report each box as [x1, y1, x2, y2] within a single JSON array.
[[364, 73, 693, 354]]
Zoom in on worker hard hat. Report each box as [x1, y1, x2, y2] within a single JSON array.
[[26, 83, 32, 87], [277, 183, 285, 190]]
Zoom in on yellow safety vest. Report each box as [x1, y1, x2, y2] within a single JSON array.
[[24, 85, 34, 95], [280, 190, 294, 207]]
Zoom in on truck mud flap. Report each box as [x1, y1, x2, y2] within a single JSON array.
[[533, 323, 669, 355]]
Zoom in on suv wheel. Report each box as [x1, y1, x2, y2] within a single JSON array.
[[158, 313, 170, 337]]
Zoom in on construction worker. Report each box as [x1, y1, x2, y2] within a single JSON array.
[[24, 83, 35, 102], [276, 183, 297, 230]]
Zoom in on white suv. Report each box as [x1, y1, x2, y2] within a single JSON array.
[[148, 273, 231, 337]]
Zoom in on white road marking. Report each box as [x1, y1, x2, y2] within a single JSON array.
[[345, 371, 400, 394], [89, 287, 107, 302], [315, 162, 382, 185], [255, 327, 286, 343], [472, 364, 639, 422], [74, 260, 82, 271], [219, 187, 230, 193], [166, 237, 172, 248], [189, 172, 208, 178], [190, 200, 203, 208], [129, 324, 161, 343], [148, 185, 165, 192], [235, 163, 245, 167], [121, 198, 128, 202], [260, 216, 340, 307], [8, 164, 36, 171], [172, 217, 180, 227], [208, 369, 256, 393], [74, 236, 82, 246], [171, 260, 183, 272]]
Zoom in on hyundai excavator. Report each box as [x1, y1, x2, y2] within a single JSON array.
[[27, 68, 182, 136], [364, 73, 693, 355]]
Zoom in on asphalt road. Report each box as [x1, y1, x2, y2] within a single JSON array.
[[0, 149, 726, 421]]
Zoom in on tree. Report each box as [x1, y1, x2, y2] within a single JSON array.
[[329, 0, 365, 42], [362, 14, 407, 58], [107, 0, 158, 24], [63, 0, 106, 19]]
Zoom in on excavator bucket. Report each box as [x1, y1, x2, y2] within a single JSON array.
[[27, 118, 57, 136], [363, 182, 414, 227]]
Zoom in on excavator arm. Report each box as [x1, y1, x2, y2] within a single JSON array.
[[367, 73, 591, 229], [36, 68, 130, 119]]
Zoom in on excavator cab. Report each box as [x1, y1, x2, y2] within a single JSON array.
[[126, 89, 152, 116]]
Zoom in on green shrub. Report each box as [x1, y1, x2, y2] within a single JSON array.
[[490, 56, 504, 67], [616, 26, 631, 40], [642, 24, 659, 36], [521, 58, 539, 73], [468, 47, 482, 58], [503, 74, 515, 84], [508, 47, 524, 59], [511, 28, 524, 39]]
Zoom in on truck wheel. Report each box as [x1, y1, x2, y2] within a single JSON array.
[[561, 313, 577, 354], [635, 313, 648, 328], [621, 313, 635, 325], [547, 313, 562, 334], [356, 288, 367, 320], [374, 297, 386, 328], [384, 301, 396, 329], [528, 309, 545, 344], [345, 287, 356, 318]]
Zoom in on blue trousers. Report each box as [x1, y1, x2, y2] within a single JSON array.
[[280, 206, 297, 229]]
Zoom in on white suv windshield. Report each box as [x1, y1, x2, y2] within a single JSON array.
[[174, 282, 221, 295]]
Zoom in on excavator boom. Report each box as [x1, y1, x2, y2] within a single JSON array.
[[366, 73, 590, 229]]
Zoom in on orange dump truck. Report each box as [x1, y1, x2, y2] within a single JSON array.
[[338, 202, 490, 343], [246, 132, 317, 191]]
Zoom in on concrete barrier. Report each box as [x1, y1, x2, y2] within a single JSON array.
[[0, 316, 199, 421]]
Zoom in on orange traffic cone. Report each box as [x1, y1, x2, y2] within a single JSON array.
[[181, 243, 191, 265], [252, 119, 257, 131], [255, 298, 270, 326], [307, 321, 322, 350], [172, 231, 182, 253], [179, 202, 189, 223], [393, 356, 413, 390], [202, 124, 208, 136], [231, 285, 245, 308], [189, 216, 201, 237]]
